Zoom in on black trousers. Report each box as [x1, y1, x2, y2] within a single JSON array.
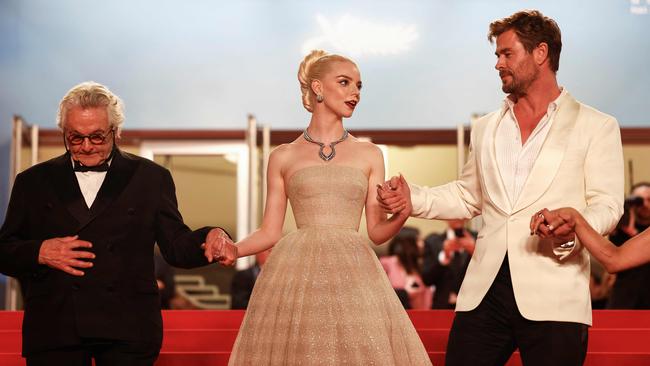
[[445, 256, 588, 366], [26, 338, 160, 366]]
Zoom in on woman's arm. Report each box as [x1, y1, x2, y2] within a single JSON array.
[[364, 145, 411, 245], [234, 147, 289, 258], [540, 207, 650, 273]]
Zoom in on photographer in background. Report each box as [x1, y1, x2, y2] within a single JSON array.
[[422, 219, 476, 309], [607, 182, 650, 309]]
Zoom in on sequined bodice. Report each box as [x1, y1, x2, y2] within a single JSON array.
[[286, 165, 367, 230]]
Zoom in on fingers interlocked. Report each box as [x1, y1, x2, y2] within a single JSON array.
[[530, 208, 571, 238], [202, 228, 238, 266]]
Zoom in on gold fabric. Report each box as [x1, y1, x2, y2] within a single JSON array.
[[228, 165, 432, 366]]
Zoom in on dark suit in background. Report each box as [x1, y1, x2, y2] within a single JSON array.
[[230, 248, 272, 309], [607, 222, 650, 309], [422, 231, 474, 309], [154, 248, 177, 310], [230, 265, 260, 309]]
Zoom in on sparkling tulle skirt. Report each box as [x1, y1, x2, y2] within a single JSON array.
[[228, 227, 432, 366]]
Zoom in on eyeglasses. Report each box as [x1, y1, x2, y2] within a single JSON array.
[[66, 129, 114, 146]]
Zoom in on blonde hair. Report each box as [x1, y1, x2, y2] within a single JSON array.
[[297, 50, 356, 112], [57, 81, 125, 137]]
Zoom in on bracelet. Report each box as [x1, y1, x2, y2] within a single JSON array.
[[559, 240, 575, 249]]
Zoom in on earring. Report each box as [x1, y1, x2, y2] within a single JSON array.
[[316, 94, 324, 103]]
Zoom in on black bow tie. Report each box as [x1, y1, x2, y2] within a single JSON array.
[[73, 161, 109, 172]]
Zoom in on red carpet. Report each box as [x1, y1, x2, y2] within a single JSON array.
[[1, 310, 649, 365]]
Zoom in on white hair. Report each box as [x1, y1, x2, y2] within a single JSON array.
[[57, 81, 125, 137]]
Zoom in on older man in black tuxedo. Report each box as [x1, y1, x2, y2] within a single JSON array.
[[0, 81, 236, 366]]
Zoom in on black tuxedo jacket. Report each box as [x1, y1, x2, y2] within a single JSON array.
[[0, 149, 219, 355]]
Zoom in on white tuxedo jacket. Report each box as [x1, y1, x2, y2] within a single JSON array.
[[411, 93, 623, 325]]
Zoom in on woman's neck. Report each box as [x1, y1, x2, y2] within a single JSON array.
[[306, 115, 345, 143]]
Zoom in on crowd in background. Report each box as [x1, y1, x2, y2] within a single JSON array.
[[224, 188, 650, 312], [156, 183, 650, 311]]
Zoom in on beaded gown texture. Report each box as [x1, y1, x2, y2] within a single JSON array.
[[228, 165, 432, 366]]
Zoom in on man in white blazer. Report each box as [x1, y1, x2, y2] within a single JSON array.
[[378, 10, 623, 366]]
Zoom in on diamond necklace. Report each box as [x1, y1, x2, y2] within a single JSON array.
[[302, 129, 349, 162]]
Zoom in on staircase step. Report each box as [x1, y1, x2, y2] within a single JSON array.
[[3, 328, 650, 353], [0, 312, 23, 330], [162, 310, 245, 329], [4, 310, 649, 331]]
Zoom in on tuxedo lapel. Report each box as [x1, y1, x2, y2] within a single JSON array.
[[83, 149, 139, 230], [511, 93, 580, 214], [479, 109, 511, 214], [48, 153, 89, 227]]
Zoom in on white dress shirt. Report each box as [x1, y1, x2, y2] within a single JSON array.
[[73, 160, 110, 208], [495, 88, 567, 209]]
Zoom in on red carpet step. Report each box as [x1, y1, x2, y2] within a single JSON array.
[[0, 310, 649, 365]]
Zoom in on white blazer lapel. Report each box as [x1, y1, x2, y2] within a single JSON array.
[[512, 94, 580, 214], [479, 109, 511, 215]]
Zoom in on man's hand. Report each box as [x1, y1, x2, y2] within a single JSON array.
[[621, 210, 638, 237], [201, 228, 236, 265], [376, 175, 412, 215], [443, 238, 461, 258], [457, 234, 476, 255], [38, 235, 95, 276], [530, 207, 578, 244]]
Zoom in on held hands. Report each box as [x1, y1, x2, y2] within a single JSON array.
[[376, 174, 412, 216], [201, 228, 238, 266], [38, 235, 95, 276], [529, 207, 580, 244]]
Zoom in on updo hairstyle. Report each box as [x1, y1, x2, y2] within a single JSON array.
[[297, 50, 355, 112]]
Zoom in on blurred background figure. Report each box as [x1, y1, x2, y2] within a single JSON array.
[[380, 227, 432, 310], [590, 259, 615, 309], [154, 246, 176, 310], [230, 248, 272, 309], [422, 219, 476, 309], [606, 182, 650, 309]]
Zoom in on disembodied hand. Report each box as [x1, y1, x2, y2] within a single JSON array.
[[201, 228, 235, 264], [38, 235, 95, 276], [376, 175, 412, 215]]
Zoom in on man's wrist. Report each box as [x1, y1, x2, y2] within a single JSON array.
[[559, 236, 576, 249]]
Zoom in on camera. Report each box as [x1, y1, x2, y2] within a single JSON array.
[[624, 195, 644, 208]]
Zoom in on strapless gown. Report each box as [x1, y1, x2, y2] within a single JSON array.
[[228, 165, 432, 365]]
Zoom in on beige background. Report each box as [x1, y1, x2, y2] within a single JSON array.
[[16, 139, 648, 296], [22, 145, 650, 240], [22, 141, 647, 246]]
